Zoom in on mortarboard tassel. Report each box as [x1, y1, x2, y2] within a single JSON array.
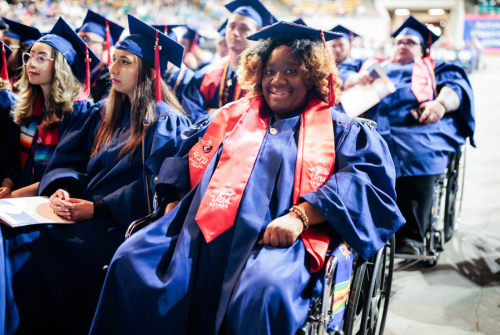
[[75, 44, 91, 101], [164, 24, 168, 35], [105, 19, 112, 67], [0, 42, 8, 82], [190, 32, 198, 54], [427, 30, 432, 59], [320, 30, 335, 107], [154, 29, 162, 102], [349, 31, 353, 41]]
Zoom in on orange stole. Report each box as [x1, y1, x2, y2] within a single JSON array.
[[189, 95, 335, 273]]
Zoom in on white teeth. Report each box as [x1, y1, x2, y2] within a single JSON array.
[[273, 92, 290, 95]]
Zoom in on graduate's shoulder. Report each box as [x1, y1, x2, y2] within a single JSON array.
[[0, 89, 17, 110], [330, 108, 378, 133], [193, 55, 230, 79], [434, 60, 470, 81]]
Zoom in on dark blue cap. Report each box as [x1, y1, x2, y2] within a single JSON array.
[[0, 20, 6, 30], [225, 0, 277, 29], [182, 27, 201, 45], [218, 20, 228, 37], [293, 18, 307, 26], [37, 17, 101, 82], [391, 15, 439, 48], [115, 14, 184, 73], [330, 24, 359, 41], [247, 21, 342, 42], [77, 10, 124, 46], [2, 17, 43, 47], [151, 24, 185, 42]]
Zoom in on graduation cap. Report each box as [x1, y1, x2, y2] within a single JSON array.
[[0, 20, 6, 30], [115, 14, 184, 101], [293, 18, 307, 26], [2, 17, 43, 47], [1, 42, 12, 81], [151, 24, 185, 42], [225, 0, 277, 29], [391, 15, 439, 55], [182, 27, 201, 54], [329, 24, 359, 41], [218, 20, 228, 37], [247, 21, 342, 42], [77, 10, 125, 66], [247, 21, 342, 107], [37, 17, 101, 100]]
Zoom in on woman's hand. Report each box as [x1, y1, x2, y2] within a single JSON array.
[[0, 179, 15, 199], [49, 189, 72, 212], [165, 200, 180, 215], [418, 100, 446, 125], [258, 212, 304, 248]]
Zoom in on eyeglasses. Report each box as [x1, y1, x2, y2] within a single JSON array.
[[395, 39, 419, 47], [80, 36, 104, 44], [22, 53, 55, 67]]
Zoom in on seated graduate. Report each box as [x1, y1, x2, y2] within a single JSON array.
[[181, 0, 276, 123], [0, 44, 18, 199], [0, 18, 100, 199], [77, 10, 125, 102], [152, 24, 195, 105], [327, 24, 364, 84], [0, 14, 190, 335], [89, 22, 405, 335], [343, 16, 475, 254], [1, 17, 43, 90], [215, 20, 229, 59]]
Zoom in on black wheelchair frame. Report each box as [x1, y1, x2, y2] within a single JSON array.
[[395, 145, 466, 266], [298, 236, 395, 335]]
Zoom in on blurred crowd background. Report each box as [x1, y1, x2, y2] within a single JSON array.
[[2, 0, 500, 73]]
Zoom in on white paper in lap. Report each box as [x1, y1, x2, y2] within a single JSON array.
[[0, 197, 74, 227], [341, 64, 396, 117]]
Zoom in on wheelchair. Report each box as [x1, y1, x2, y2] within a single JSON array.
[[395, 145, 467, 266], [298, 236, 395, 335]]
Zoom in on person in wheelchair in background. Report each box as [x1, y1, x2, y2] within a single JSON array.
[[89, 22, 405, 335], [343, 16, 475, 256]]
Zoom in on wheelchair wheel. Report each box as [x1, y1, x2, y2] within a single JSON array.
[[444, 145, 466, 242], [343, 235, 395, 335]]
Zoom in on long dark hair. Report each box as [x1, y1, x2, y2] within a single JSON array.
[[91, 56, 184, 161]]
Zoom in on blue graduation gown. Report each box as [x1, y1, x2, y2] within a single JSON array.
[[364, 61, 475, 178], [337, 58, 364, 84], [163, 65, 195, 105], [0, 100, 191, 335], [0, 90, 18, 185], [89, 107, 405, 335]]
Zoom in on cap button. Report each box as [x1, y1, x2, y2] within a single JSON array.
[[153, 176, 158, 185], [269, 127, 278, 135]]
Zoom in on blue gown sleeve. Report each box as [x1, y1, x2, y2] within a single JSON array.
[[181, 67, 212, 123], [38, 101, 103, 196], [301, 119, 406, 260], [102, 106, 192, 228], [0, 91, 19, 185], [435, 61, 475, 146], [155, 113, 217, 204], [337, 58, 364, 84]]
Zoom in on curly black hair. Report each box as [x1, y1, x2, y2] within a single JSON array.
[[237, 37, 342, 104]]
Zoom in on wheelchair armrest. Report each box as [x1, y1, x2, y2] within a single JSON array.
[[354, 117, 377, 130], [125, 210, 158, 239]]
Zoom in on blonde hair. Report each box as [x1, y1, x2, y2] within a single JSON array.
[[92, 55, 184, 161], [238, 37, 342, 104], [11, 45, 82, 129]]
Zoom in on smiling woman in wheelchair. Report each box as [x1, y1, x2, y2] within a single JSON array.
[[89, 22, 405, 335]]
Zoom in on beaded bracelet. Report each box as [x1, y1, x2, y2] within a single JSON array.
[[290, 205, 309, 231]]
